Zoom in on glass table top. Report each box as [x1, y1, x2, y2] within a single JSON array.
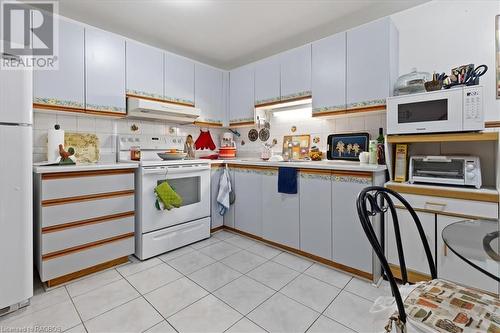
[[442, 219, 499, 282]]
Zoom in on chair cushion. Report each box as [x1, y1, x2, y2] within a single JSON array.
[[404, 279, 499, 333]]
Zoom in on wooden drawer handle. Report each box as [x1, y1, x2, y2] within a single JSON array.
[[425, 201, 447, 210]]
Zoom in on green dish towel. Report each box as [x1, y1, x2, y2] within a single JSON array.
[[154, 181, 183, 211]]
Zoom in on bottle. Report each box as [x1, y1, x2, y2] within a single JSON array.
[[369, 140, 377, 164], [376, 128, 385, 165]]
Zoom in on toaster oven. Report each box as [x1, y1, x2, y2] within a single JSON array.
[[409, 156, 481, 188]]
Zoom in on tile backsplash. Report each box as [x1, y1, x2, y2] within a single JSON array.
[[32, 112, 225, 163], [234, 111, 386, 156], [33, 111, 386, 162]]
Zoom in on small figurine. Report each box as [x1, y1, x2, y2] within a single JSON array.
[[184, 135, 195, 159], [58, 144, 76, 165]]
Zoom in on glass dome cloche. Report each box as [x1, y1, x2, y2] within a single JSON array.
[[394, 68, 431, 95]]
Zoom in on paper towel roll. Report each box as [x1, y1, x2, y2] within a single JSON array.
[[47, 128, 64, 163]]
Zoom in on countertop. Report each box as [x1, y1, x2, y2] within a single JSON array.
[[33, 162, 139, 173], [210, 158, 387, 173]]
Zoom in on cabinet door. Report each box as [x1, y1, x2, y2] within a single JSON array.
[[222, 71, 230, 127], [164, 53, 195, 105], [234, 168, 262, 236], [331, 175, 373, 274], [346, 17, 395, 110], [311, 32, 346, 116], [85, 28, 126, 114], [299, 171, 332, 259], [386, 208, 435, 281], [437, 215, 498, 294], [262, 171, 300, 248], [229, 64, 254, 125], [254, 55, 280, 106], [34, 19, 84, 111], [223, 167, 236, 228], [126, 41, 163, 100], [280, 44, 311, 101], [195, 63, 224, 126], [210, 167, 223, 229]]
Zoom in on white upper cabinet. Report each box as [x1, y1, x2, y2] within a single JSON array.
[[280, 44, 312, 101], [126, 41, 163, 100], [229, 64, 255, 125], [34, 19, 85, 111], [311, 32, 346, 116], [195, 63, 224, 125], [254, 54, 281, 106], [164, 53, 195, 106], [346, 17, 398, 110], [85, 27, 126, 114]]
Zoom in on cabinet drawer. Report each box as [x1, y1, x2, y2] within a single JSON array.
[[42, 194, 134, 228], [42, 215, 134, 255], [42, 170, 134, 201], [139, 217, 210, 260], [395, 193, 498, 220], [40, 236, 134, 281]]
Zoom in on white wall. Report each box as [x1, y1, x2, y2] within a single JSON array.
[[391, 0, 500, 121]]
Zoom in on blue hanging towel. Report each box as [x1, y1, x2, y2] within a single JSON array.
[[278, 167, 297, 194]]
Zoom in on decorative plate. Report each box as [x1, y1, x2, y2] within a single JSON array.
[[248, 129, 258, 142], [259, 128, 270, 141], [327, 132, 370, 161]]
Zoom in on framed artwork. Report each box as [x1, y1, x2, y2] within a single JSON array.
[[496, 15, 500, 99], [327, 132, 369, 161]]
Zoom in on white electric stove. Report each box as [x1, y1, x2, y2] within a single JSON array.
[[118, 135, 211, 260]]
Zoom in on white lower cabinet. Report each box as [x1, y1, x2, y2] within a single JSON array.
[[386, 208, 436, 278], [234, 168, 262, 236], [210, 166, 224, 229], [223, 167, 236, 228], [34, 169, 135, 285], [299, 171, 332, 259], [331, 175, 374, 274], [262, 171, 300, 248], [436, 215, 498, 294]]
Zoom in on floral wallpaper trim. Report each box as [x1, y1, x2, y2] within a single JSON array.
[[233, 168, 277, 176], [85, 103, 126, 113], [312, 104, 346, 114], [332, 175, 372, 185], [255, 96, 281, 106], [163, 95, 195, 106], [197, 118, 223, 125], [299, 173, 332, 181], [346, 99, 386, 110], [281, 90, 312, 102], [33, 97, 84, 109], [126, 89, 164, 101], [230, 117, 254, 124]]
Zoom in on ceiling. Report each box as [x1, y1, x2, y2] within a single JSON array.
[[55, 0, 429, 69]]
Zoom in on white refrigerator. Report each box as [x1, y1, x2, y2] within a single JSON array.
[[0, 55, 33, 315]]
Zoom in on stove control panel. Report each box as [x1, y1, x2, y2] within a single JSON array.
[[118, 135, 185, 151]]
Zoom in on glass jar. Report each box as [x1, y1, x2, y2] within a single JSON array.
[[130, 146, 141, 161], [394, 68, 431, 95]]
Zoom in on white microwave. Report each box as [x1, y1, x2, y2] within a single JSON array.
[[387, 86, 484, 134]]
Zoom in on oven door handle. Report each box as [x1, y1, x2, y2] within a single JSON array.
[[143, 165, 209, 175]]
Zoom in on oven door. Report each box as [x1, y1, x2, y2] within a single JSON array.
[[140, 164, 210, 233], [387, 89, 463, 134]]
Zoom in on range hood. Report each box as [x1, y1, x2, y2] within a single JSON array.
[[127, 97, 200, 124]]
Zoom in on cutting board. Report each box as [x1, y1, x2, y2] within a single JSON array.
[[65, 132, 100, 163]]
